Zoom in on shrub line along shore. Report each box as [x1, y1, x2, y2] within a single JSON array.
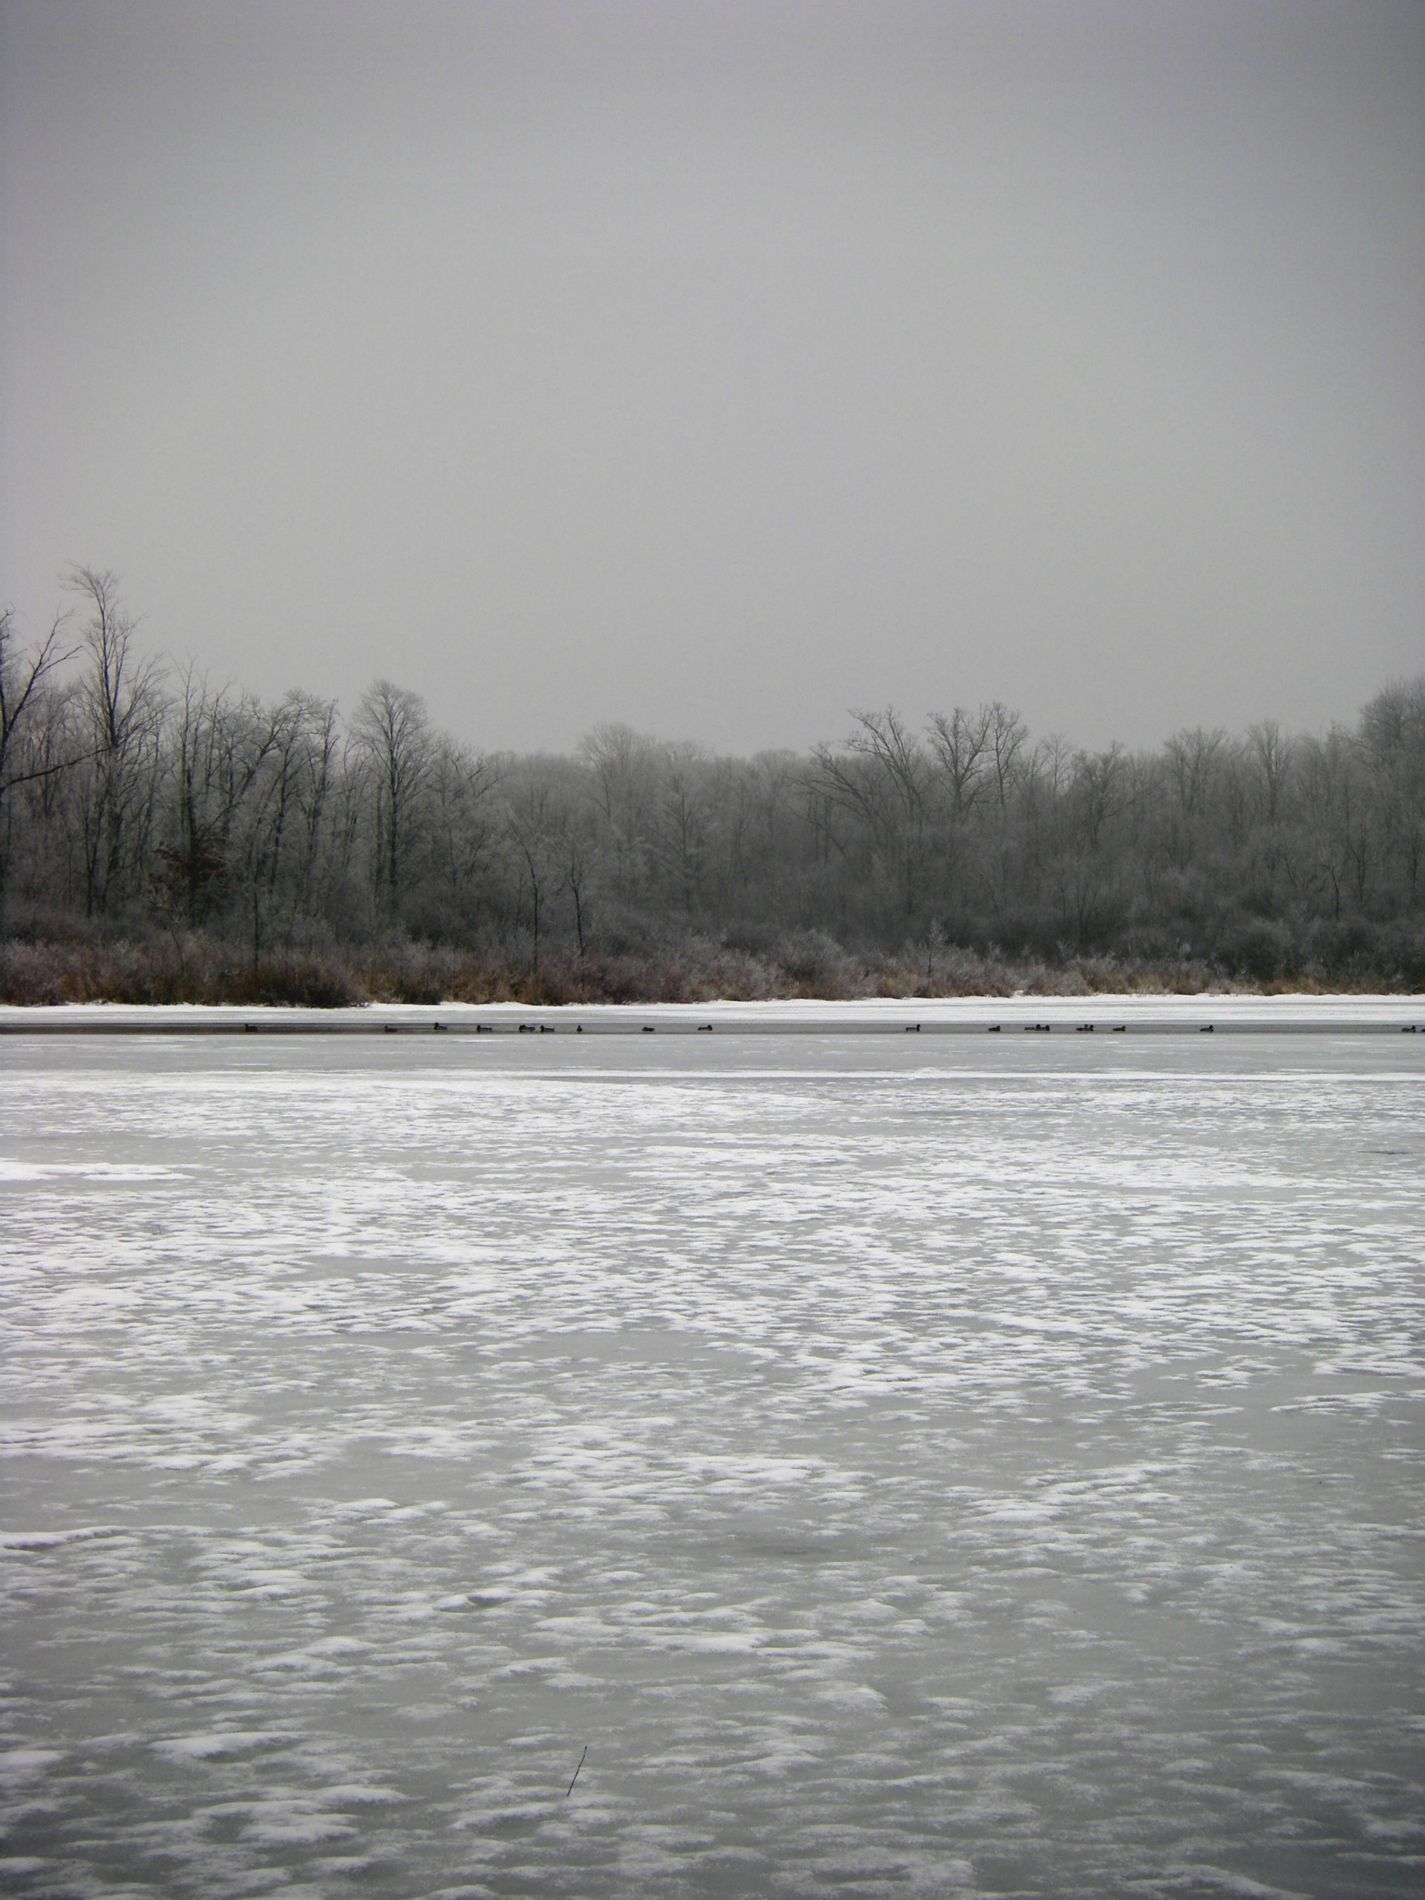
[[3, 935, 1424, 1012]]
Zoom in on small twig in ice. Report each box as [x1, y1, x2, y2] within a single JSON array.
[[566, 1745, 588, 1797]]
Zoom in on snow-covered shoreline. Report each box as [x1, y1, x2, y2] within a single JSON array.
[[2, 993, 1421, 1031]]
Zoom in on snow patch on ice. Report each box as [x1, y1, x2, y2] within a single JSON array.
[[152, 1731, 295, 1762]]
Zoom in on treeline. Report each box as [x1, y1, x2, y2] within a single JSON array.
[[2, 569, 1423, 1003]]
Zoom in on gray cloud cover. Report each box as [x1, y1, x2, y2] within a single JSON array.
[[3, 0, 1421, 754]]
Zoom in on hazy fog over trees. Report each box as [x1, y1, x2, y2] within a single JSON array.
[[2, 573, 1422, 1003]]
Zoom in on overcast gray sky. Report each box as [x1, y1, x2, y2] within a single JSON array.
[[2, 0, 1421, 756]]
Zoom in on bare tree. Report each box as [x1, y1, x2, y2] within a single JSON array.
[[354, 679, 435, 915], [0, 606, 81, 921], [926, 705, 993, 820], [1070, 743, 1135, 852], [650, 741, 714, 916], [807, 708, 936, 921], [502, 776, 560, 972], [69, 569, 168, 916], [421, 737, 498, 935], [1358, 678, 1425, 907], [580, 723, 662, 904], [1246, 720, 1294, 825]]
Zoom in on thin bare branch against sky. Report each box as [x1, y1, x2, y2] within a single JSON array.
[[2, 0, 1421, 754]]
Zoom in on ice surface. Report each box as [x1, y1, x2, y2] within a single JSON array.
[[1, 1015, 1422, 1897]]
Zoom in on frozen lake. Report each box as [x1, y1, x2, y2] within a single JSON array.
[[3, 1012, 1423, 1898]]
